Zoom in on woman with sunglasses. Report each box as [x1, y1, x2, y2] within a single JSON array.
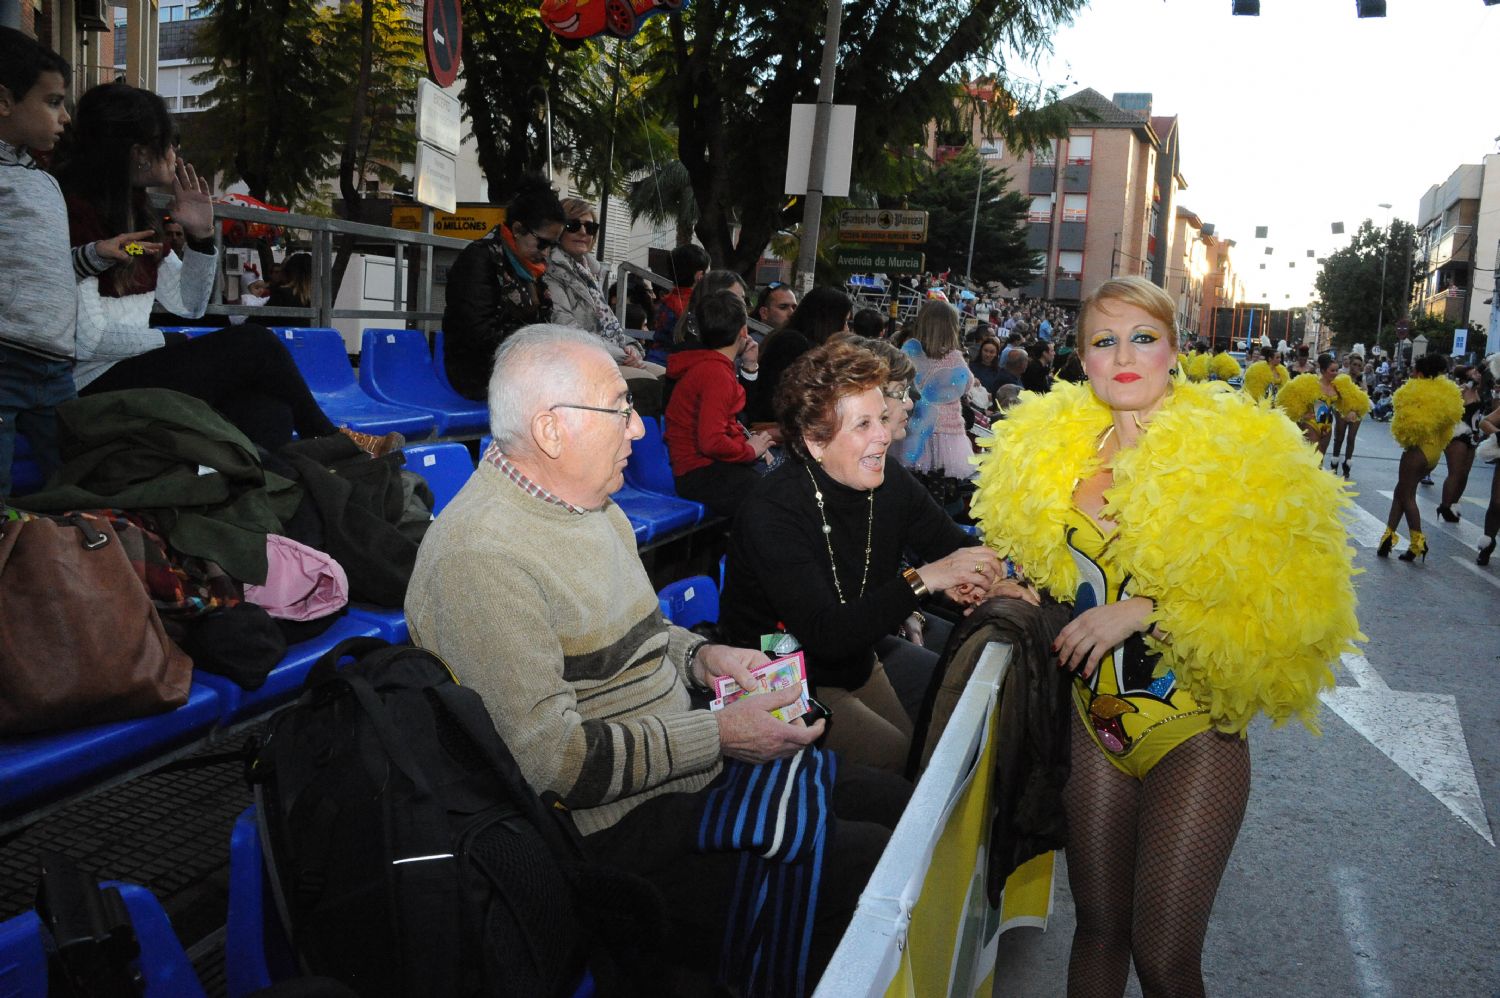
[[549, 198, 665, 404], [442, 176, 565, 400]]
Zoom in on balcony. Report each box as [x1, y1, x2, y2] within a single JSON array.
[[1062, 164, 1091, 193], [1029, 165, 1057, 195], [1431, 225, 1474, 268]]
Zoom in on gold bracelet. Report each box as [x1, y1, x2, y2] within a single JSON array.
[[902, 567, 929, 600]]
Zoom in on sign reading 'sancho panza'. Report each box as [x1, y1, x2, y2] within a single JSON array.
[[837, 209, 929, 244]]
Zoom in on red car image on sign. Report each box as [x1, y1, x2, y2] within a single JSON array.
[[538, 0, 685, 41]]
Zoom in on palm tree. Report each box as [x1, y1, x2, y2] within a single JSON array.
[[626, 159, 698, 248]]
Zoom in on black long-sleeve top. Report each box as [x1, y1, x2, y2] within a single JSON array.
[[720, 455, 973, 691]]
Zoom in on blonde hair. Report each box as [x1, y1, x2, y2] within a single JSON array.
[[912, 300, 961, 358], [559, 197, 595, 221], [1076, 276, 1178, 355]]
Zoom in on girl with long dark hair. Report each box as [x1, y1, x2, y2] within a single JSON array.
[[56, 84, 397, 454]]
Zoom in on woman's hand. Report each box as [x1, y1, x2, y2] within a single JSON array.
[[168, 159, 214, 240], [1053, 596, 1153, 679], [915, 546, 1003, 598]]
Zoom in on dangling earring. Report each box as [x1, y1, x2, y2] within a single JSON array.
[[1169, 366, 1179, 376]]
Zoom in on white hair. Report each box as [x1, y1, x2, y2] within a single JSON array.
[[487, 324, 613, 451]]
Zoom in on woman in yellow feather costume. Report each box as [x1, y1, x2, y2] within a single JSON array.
[[1275, 352, 1345, 458], [1379, 353, 1466, 561], [1209, 350, 1241, 382], [972, 277, 1360, 996], [1241, 345, 1289, 403], [1328, 353, 1372, 478]]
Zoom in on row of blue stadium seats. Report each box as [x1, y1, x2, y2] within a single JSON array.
[[1, 435, 714, 828]]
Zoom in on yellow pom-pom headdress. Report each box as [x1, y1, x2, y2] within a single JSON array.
[[1391, 376, 1464, 465], [1183, 353, 1210, 382], [972, 380, 1361, 734]]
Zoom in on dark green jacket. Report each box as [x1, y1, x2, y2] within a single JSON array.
[[16, 389, 301, 583]]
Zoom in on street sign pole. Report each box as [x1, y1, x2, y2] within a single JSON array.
[[793, 0, 843, 294]]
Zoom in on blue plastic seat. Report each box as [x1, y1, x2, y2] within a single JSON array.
[[0, 683, 222, 820], [8, 432, 43, 496], [358, 329, 490, 435], [610, 484, 701, 542], [0, 882, 208, 997], [623, 416, 679, 496], [156, 326, 220, 338], [194, 614, 383, 725], [403, 441, 475, 515], [657, 575, 719, 629], [273, 327, 436, 438]]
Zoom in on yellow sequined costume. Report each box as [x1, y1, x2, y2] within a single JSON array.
[[1391, 376, 1465, 466], [971, 381, 1362, 758], [1059, 505, 1210, 776]]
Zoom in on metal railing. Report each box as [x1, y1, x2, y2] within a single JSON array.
[[169, 198, 469, 329]]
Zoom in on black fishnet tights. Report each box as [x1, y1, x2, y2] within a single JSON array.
[[1384, 447, 1430, 534], [1063, 712, 1251, 998]]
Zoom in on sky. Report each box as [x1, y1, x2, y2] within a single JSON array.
[[1015, 0, 1500, 307]]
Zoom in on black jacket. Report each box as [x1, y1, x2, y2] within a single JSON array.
[[909, 595, 1073, 905], [441, 233, 553, 400], [721, 457, 971, 691]]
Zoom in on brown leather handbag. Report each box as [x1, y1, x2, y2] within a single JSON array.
[[0, 513, 193, 736]]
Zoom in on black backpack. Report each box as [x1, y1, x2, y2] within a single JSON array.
[[250, 637, 643, 997]]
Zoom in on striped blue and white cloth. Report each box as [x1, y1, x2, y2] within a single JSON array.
[[694, 746, 838, 998]]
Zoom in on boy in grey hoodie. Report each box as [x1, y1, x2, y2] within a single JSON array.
[[0, 28, 148, 496]]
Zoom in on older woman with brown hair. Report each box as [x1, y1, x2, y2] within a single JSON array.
[[720, 340, 1024, 775]]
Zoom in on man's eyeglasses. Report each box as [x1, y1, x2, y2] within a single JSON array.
[[549, 393, 636, 422], [564, 219, 601, 236]]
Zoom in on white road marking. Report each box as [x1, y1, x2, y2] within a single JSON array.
[[1460, 495, 1488, 512], [1331, 866, 1394, 998], [1321, 654, 1494, 847], [1345, 504, 1390, 549], [1449, 556, 1500, 592]]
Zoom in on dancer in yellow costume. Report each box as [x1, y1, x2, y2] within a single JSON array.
[[1277, 353, 1344, 457], [1241, 344, 1288, 402], [1379, 352, 1465, 562], [972, 277, 1361, 998]]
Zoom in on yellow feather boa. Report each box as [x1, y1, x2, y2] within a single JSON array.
[[1275, 373, 1325, 423], [971, 380, 1361, 734], [1391, 375, 1464, 466], [1242, 361, 1289, 402], [1210, 352, 1242, 381], [1332, 374, 1371, 420], [1184, 353, 1210, 382]]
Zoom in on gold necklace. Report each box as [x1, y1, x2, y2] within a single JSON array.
[[807, 464, 874, 603]]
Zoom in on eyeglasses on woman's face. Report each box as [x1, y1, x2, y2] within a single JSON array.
[[881, 385, 914, 403], [563, 219, 601, 236], [520, 225, 559, 252]]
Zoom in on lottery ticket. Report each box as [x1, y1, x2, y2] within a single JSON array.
[[709, 651, 809, 723]]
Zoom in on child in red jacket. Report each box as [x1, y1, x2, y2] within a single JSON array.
[[663, 289, 771, 518]]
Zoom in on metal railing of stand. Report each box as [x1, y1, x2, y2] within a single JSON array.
[[165, 197, 470, 331]]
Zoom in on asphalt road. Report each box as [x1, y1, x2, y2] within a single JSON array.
[[992, 417, 1500, 997]]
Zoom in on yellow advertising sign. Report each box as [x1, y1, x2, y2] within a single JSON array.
[[390, 204, 506, 241]]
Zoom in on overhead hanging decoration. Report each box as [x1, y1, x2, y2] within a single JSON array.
[[539, 0, 688, 42]]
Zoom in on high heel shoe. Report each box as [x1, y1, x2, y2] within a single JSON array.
[[1398, 530, 1427, 562], [1377, 528, 1398, 558], [1341, 459, 1351, 479], [1480, 536, 1497, 567], [1436, 504, 1460, 523]]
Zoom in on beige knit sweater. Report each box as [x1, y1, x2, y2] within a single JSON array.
[[405, 460, 723, 834]]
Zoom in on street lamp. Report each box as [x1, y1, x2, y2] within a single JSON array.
[[965, 144, 1000, 285], [1375, 202, 1392, 354]]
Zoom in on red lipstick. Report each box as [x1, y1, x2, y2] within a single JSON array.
[[1112, 372, 1142, 383]]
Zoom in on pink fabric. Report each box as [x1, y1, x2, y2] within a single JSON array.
[[243, 534, 350, 621]]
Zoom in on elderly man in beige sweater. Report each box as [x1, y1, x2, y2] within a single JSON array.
[[406, 324, 908, 989]]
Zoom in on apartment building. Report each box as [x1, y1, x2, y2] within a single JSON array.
[[987, 88, 1181, 304], [1413, 156, 1500, 332]]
